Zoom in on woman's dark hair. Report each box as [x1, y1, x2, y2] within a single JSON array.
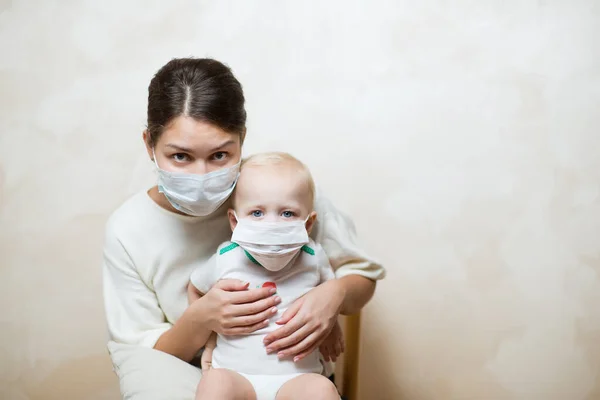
[[146, 58, 246, 147]]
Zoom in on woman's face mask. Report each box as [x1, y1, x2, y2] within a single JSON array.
[[146, 117, 244, 216], [153, 149, 241, 216]]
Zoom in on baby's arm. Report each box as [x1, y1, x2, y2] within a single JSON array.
[[187, 281, 203, 304], [201, 332, 217, 371]]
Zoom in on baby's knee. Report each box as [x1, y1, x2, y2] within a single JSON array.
[[300, 375, 339, 399], [195, 369, 238, 399]]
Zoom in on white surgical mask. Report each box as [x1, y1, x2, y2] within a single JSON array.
[[231, 213, 310, 271], [153, 150, 240, 217]]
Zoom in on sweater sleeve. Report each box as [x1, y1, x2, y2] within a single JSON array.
[[102, 219, 171, 348], [189, 252, 219, 295], [314, 242, 336, 283], [312, 189, 386, 281]]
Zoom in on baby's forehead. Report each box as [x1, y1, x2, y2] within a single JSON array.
[[239, 162, 301, 180], [234, 164, 311, 202]]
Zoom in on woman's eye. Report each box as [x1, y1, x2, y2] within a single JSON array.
[[212, 152, 228, 161], [172, 153, 189, 162], [251, 210, 263, 217], [281, 211, 294, 218]]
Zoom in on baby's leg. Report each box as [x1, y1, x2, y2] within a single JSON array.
[[195, 368, 256, 400], [276, 373, 339, 400]]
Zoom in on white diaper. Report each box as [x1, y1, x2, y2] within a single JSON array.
[[238, 371, 303, 400]]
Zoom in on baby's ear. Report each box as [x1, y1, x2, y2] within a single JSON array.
[[228, 209, 238, 232], [305, 211, 318, 235]]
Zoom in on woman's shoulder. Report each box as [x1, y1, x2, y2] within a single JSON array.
[[313, 187, 351, 218], [311, 187, 356, 239], [105, 191, 156, 238]]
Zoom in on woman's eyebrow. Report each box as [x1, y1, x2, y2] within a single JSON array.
[[165, 143, 194, 153], [164, 140, 235, 154], [207, 139, 236, 153]]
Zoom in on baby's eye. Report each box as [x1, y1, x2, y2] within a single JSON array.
[[251, 210, 263, 218], [212, 152, 228, 161], [281, 211, 295, 218], [172, 153, 190, 162]]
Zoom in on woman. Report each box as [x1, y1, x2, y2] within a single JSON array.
[[103, 58, 385, 400]]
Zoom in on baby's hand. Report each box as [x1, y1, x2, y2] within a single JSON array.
[[319, 320, 344, 362], [201, 346, 214, 371]]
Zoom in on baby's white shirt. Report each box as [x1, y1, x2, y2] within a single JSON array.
[[190, 239, 334, 375]]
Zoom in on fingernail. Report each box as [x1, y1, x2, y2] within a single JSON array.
[[270, 307, 277, 314], [293, 356, 300, 362], [269, 288, 276, 294], [274, 296, 281, 303], [277, 352, 285, 359], [266, 348, 273, 354], [263, 319, 269, 325]]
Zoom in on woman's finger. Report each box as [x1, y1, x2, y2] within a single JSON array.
[[232, 295, 281, 317], [275, 298, 302, 325], [279, 330, 323, 361], [227, 306, 279, 328], [265, 323, 314, 354], [223, 319, 269, 335], [214, 279, 249, 292], [229, 287, 276, 304], [333, 340, 342, 358], [327, 343, 335, 361], [263, 314, 305, 345]]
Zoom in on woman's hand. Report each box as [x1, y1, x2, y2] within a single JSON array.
[[189, 279, 282, 336], [262, 279, 346, 362]]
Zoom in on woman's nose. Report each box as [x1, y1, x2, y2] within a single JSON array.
[[189, 160, 208, 175]]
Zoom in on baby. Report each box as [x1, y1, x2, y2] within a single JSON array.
[[188, 152, 343, 400]]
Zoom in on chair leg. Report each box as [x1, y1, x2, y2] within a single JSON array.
[[341, 313, 361, 400]]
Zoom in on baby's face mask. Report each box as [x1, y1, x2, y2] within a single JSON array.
[[231, 212, 310, 271]]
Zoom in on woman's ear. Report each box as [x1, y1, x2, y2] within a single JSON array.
[[305, 211, 318, 235], [143, 130, 154, 161], [240, 128, 247, 145], [228, 209, 238, 232]]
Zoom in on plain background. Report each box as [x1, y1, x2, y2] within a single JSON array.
[[1, 1, 599, 399]]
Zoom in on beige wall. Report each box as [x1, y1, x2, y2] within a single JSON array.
[[1, 1, 599, 399]]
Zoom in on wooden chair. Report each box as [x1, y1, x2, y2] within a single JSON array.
[[338, 312, 361, 400]]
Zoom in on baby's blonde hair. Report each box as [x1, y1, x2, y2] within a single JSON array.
[[240, 152, 316, 206]]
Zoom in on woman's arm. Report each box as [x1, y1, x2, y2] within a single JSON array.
[[155, 279, 280, 362], [262, 276, 375, 360], [152, 283, 214, 362], [103, 222, 280, 363], [103, 223, 174, 349], [336, 274, 376, 316], [316, 242, 377, 316], [153, 306, 213, 362]]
